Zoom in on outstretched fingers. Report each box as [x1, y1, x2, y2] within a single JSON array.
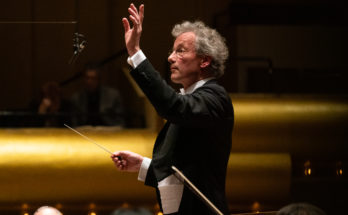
[[139, 4, 144, 24], [128, 15, 139, 29], [128, 3, 144, 28], [129, 3, 139, 17], [122, 3, 144, 58], [122, 18, 130, 32]]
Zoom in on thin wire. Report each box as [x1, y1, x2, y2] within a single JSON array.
[[0, 21, 77, 24], [64, 124, 113, 155]]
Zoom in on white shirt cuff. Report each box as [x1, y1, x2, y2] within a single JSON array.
[[137, 157, 151, 182], [127, 50, 146, 69], [158, 174, 184, 214]]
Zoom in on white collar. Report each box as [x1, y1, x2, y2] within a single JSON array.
[[179, 77, 215, 95]]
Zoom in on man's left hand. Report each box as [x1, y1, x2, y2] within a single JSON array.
[[122, 3, 144, 56]]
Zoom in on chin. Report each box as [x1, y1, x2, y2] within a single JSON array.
[[170, 75, 181, 84]]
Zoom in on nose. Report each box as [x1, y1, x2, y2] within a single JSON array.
[[168, 51, 176, 64]]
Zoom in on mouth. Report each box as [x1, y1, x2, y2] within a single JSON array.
[[170, 66, 178, 72]]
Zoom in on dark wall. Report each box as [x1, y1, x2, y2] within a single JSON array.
[[1, 0, 347, 109], [0, 0, 230, 109]]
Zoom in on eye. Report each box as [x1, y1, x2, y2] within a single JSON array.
[[168, 47, 188, 58], [176, 48, 185, 54]]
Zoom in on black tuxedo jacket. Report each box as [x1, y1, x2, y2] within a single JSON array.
[[131, 59, 234, 215]]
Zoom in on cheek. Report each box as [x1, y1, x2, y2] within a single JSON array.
[[179, 57, 199, 68], [182, 59, 201, 72]]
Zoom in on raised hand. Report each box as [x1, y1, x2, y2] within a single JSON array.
[[122, 3, 144, 56], [111, 150, 144, 172]]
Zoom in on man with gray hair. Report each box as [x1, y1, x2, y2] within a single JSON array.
[[111, 3, 233, 215], [34, 206, 62, 215]]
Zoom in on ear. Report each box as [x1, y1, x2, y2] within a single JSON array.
[[200, 56, 212, 69]]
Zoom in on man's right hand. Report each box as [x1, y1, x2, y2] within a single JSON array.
[[122, 3, 144, 56], [111, 150, 144, 172]]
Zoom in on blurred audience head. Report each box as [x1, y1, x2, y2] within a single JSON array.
[[110, 207, 152, 215], [83, 63, 101, 92], [41, 82, 61, 101], [38, 81, 62, 114], [277, 203, 326, 215], [34, 206, 62, 215]]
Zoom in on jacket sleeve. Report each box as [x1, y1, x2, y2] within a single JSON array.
[[144, 162, 158, 188], [130, 59, 232, 127]]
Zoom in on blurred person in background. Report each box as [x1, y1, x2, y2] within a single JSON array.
[[70, 64, 124, 127], [30, 81, 71, 127], [277, 203, 326, 215]]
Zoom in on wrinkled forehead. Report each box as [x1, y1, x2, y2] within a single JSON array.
[[173, 32, 196, 49]]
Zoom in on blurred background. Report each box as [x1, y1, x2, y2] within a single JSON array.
[[0, 0, 347, 214]]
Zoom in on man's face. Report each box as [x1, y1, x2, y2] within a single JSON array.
[[168, 32, 203, 89], [84, 69, 100, 92]]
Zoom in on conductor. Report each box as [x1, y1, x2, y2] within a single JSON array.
[[111, 3, 234, 215]]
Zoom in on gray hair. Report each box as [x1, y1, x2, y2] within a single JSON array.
[[171, 21, 229, 78], [277, 203, 326, 215]]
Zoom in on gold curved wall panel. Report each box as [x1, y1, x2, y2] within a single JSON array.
[[231, 95, 348, 155], [0, 129, 289, 203], [226, 153, 290, 202], [0, 129, 156, 203], [0, 95, 346, 204]]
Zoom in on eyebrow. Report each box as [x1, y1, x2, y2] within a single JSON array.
[[172, 43, 187, 51]]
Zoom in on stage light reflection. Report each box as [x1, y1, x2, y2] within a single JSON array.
[[251, 201, 261, 213], [304, 160, 312, 176], [336, 161, 343, 176]]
